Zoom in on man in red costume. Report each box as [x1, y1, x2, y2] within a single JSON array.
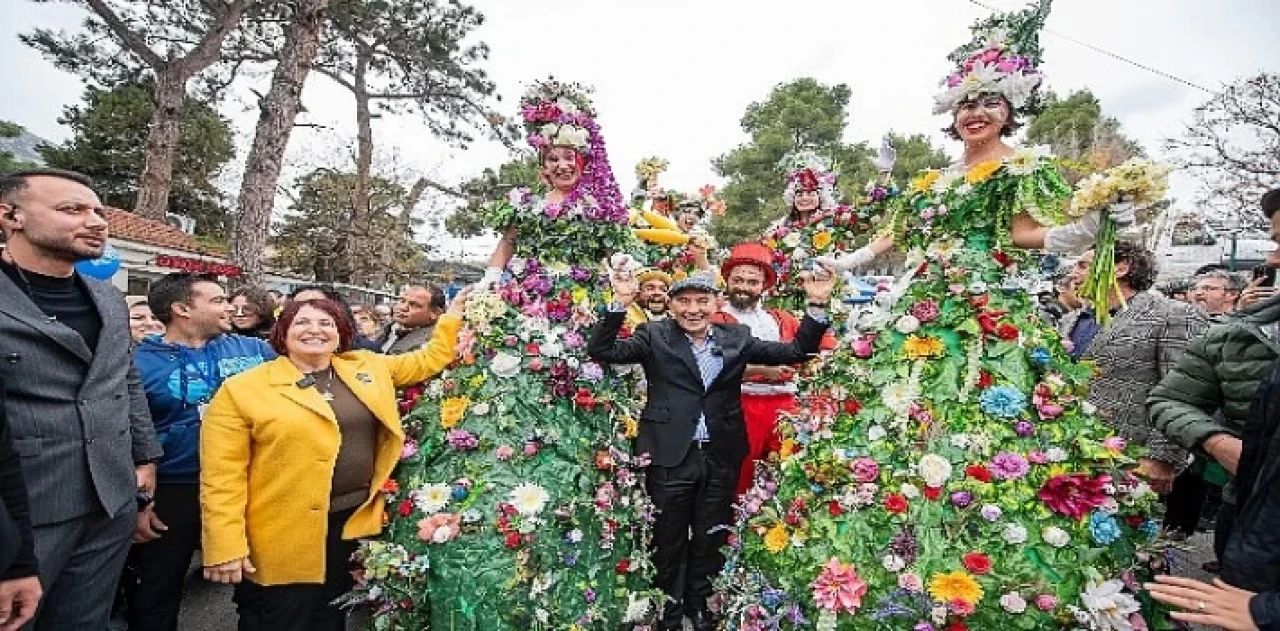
[[714, 243, 834, 494]]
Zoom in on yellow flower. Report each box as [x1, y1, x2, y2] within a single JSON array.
[[902, 335, 946, 360], [468, 373, 486, 389], [571, 286, 589, 304], [965, 160, 1003, 185], [911, 170, 941, 193], [928, 570, 984, 605], [812, 231, 833, 250], [765, 238, 778, 249], [778, 438, 800, 462], [763, 524, 790, 553], [622, 416, 639, 440], [439, 396, 470, 429]]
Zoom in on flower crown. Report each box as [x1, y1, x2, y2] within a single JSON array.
[[519, 79, 596, 151], [778, 150, 839, 211], [934, 0, 1053, 116]]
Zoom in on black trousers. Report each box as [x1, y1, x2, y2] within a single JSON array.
[[122, 483, 201, 631], [1162, 467, 1208, 537], [1214, 502, 1237, 562], [646, 445, 738, 618], [232, 508, 357, 631]]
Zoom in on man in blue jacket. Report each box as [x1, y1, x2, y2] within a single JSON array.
[[125, 273, 274, 630]]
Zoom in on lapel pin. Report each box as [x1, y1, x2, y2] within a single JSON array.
[[356, 372, 373, 383]]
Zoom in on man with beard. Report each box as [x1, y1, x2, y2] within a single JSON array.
[[626, 269, 672, 331], [0, 169, 162, 629], [713, 243, 835, 493]]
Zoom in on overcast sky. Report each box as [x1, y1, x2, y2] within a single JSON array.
[[2, 0, 1276, 260]]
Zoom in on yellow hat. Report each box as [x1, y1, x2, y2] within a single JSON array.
[[635, 268, 673, 287]]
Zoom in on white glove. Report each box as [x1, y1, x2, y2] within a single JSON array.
[[1042, 211, 1103, 254], [476, 266, 503, 291], [872, 135, 897, 173], [816, 246, 875, 273], [1108, 201, 1136, 227]]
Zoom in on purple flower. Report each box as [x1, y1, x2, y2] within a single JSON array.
[[980, 504, 1003, 521], [563, 330, 585, 349], [583, 589, 597, 604], [990, 452, 1030, 480], [914, 625, 937, 631], [579, 362, 604, 382], [570, 266, 592, 282], [1014, 420, 1036, 437], [950, 491, 973, 508], [446, 429, 479, 451]]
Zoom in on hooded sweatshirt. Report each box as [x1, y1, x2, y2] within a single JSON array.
[[134, 334, 275, 483]]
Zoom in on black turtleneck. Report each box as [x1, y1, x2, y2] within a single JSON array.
[[0, 258, 102, 352]]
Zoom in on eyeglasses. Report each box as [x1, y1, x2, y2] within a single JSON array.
[[1194, 285, 1228, 293], [232, 306, 258, 316]]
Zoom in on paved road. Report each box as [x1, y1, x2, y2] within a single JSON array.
[[176, 535, 1223, 630]]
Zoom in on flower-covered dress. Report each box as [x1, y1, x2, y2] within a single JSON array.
[[351, 189, 657, 629], [718, 153, 1169, 631], [764, 184, 898, 314]]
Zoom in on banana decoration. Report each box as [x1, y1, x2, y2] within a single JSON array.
[[631, 209, 688, 245]]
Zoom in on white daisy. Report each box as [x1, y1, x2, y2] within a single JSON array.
[[509, 482, 550, 516], [414, 483, 451, 515]]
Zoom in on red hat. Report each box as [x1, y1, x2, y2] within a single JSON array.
[[721, 242, 778, 290]]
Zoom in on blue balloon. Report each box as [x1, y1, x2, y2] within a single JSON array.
[[75, 244, 121, 280]]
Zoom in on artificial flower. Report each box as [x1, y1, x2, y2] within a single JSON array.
[[965, 160, 1003, 185], [1035, 594, 1058, 611], [439, 396, 470, 429], [909, 299, 941, 323], [961, 552, 992, 575], [903, 335, 946, 360], [990, 452, 1030, 480], [417, 512, 461, 544], [979, 386, 1027, 419], [918, 454, 953, 488], [884, 494, 909, 514], [928, 571, 983, 606], [1089, 511, 1123, 544], [912, 170, 942, 193], [899, 572, 924, 593], [1039, 473, 1111, 520], [490, 351, 522, 378], [1041, 526, 1071, 548], [979, 504, 1003, 521], [764, 524, 790, 553], [1000, 592, 1028, 614], [1001, 523, 1028, 544], [850, 457, 880, 483], [415, 483, 451, 515], [812, 231, 833, 250], [508, 482, 550, 516], [810, 557, 868, 613], [1077, 579, 1141, 631], [1006, 145, 1051, 175]]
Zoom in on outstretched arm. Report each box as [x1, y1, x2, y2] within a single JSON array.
[[479, 227, 516, 288], [817, 233, 893, 272]]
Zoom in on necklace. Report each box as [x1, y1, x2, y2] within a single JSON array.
[[310, 368, 337, 402]]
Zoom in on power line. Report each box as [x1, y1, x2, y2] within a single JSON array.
[[964, 0, 1218, 95]]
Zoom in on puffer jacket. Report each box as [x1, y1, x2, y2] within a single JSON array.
[[1220, 357, 1280, 593], [1147, 294, 1280, 504]]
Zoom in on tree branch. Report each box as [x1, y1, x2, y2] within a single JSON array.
[[82, 0, 165, 67]]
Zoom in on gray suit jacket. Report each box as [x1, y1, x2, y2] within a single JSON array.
[[0, 272, 162, 526], [380, 323, 435, 355], [1059, 290, 1209, 467]]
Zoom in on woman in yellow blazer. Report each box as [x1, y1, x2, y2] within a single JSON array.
[[199, 291, 468, 630]]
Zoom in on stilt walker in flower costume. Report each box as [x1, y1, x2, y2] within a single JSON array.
[[763, 142, 899, 315], [349, 80, 659, 629], [718, 3, 1173, 629]]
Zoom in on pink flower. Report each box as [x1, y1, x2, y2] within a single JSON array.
[[495, 445, 515, 461], [851, 337, 874, 359], [1038, 473, 1111, 520], [1034, 594, 1058, 611], [899, 572, 924, 593], [909, 300, 941, 324], [1028, 450, 1048, 464], [417, 512, 460, 543], [851, 457, 880, 483], [989, 452, 1030, 480], [401, 440, 419, 460], [950, 598, 976, 617], [1103, 436, 1128, 454], [810, 557, 868, 613], [523, 442, 540, 457]]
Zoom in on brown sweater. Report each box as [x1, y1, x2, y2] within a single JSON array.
[[318, 373, 378, 512]]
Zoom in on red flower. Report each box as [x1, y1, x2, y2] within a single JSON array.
[[916, 261, 929, 276], [977, 371, 995, 389], [964, 464, 992, 483], [397, 499, 414, 517], [1125, 514, 1145, 527], [992, 250, 1013, 267], [574, 387, 597, 411], [995, 323, 1020, 340], [828, 501, 844, 516], [884, 494, 909, 514], [962, 552, 992, 574], [1038, 473, 1112, 520], [616, 559, 630, 574], [923, 486, 943, 501], [843, 399, 863, 415], [524, 342, 540, 355], [969, 294, 990, 309], [797, 169, 820, 191], [504, 532, 521, 549], [947, 622, 969, 631]]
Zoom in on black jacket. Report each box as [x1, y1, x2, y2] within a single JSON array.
[[1253, 592, 1279, 631], [1222, 357, 1280, 592], [588, 310, 827, 468], [0, 385, 38, 580]]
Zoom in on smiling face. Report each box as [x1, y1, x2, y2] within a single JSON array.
[[128, 303, 164, 342], [180, 280, 233, 338], [670, 289, 717, 338], [540, 146, 582, 192], [285, 304, 341, 360], [953, 94, 1010, 145], [639, 279, 669, 314], [230, 294, 263, 331], [727, 264, 767, 310], [794, 189, 821, 215]]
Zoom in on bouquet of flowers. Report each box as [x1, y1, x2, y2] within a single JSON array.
[[1070, 159, 1171, 324]]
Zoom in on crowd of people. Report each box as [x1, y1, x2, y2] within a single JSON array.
[[0, 4, 1278, 631]]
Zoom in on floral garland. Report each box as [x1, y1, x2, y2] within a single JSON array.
[[349, 192, 659, 629], [719, 157, 1171, 630]]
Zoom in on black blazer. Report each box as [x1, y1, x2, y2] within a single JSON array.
[[588, 310, 828, 467], [0, 385, 37, 580]]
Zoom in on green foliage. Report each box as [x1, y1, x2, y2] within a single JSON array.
[[272, 169, 426, 285], [0, 121, 39, 173], [1026, 90, 1144, 178], [709, 79, 949, 248], [446, 153, 542, 238], [885, 132, 952, 185], [36, 81, 235, 238]]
